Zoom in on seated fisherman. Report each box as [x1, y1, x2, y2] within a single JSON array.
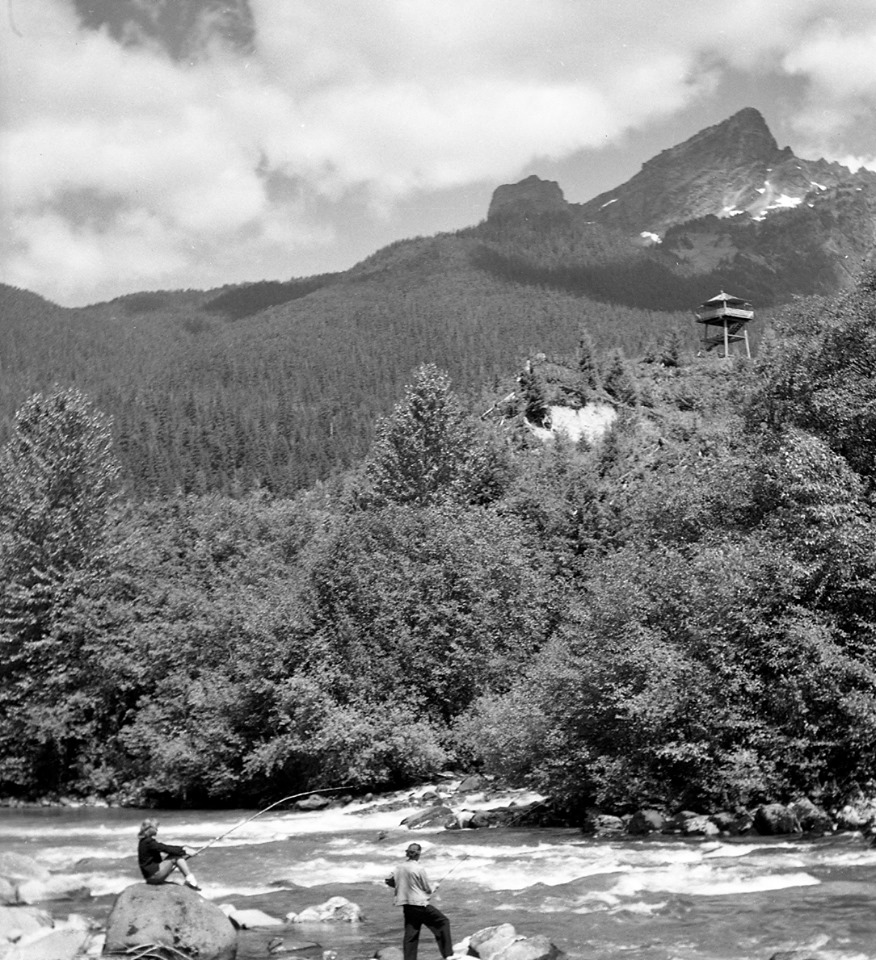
[[137, 818, 201, 890]]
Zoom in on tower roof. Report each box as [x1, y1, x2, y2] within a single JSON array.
[[701, 290, 749, 307]]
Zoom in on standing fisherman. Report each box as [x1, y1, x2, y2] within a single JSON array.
[[138, 819, 201, 891], [385, 843, 453, 960]]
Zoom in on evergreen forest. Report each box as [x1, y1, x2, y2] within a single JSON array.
[[3, 271, 876, 820]]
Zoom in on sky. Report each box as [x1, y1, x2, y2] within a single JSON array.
[[2, 0, 876, 307]]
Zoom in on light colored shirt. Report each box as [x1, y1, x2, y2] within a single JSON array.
[[388, 859, 433, 906]]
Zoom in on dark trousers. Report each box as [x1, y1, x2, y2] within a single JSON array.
[[402, 904, 452, 960]]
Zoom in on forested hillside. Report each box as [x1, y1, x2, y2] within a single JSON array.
[[3, 273, 876, 815], [0, 237, 694, 498]]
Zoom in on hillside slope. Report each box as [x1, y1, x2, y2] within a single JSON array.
[[2, 107, 872, 496]]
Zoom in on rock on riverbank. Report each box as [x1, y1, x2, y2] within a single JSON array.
[[104, 884, 238, 960]]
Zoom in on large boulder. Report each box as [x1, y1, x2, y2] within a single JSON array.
[[401, 806, 454, 830], [788, 798, 833, 834], [580, 811, 625, 837], [834, 797, 876, 831], [664, 811, 720, 837], [295, 795, 332, 811], [710, 810, 755, 835], [627, 810, 664, 836], [754, 804, 802, 836], [469, 923, 519, 960], [104, 883, 238, 960], [287, 897, 363, 923], [457, 775, 486, 794]]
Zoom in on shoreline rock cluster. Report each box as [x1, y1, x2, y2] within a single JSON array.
[[580, 794, 876, 839]]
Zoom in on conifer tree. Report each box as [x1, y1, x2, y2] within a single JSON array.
[[519, 362, 550, 426], [577, 330, 602, 400], [603, 349, 640, 406], [365, 364, 490, 505], [0, 388, 121, 793]]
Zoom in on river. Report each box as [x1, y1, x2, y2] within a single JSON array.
[[2, 786, 876, 960]]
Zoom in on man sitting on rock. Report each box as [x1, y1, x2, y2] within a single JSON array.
[[137, 819, 201, 891], [385, 843, 452, 960]]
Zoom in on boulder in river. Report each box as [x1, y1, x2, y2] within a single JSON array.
[[295, 795, 332, 811], [754, 804, 802, 836], [468, 922, 519, 960], [580, 811, 625, 837], [627, 809, 664, 835], [287, 897, 363, 923], [401, 806, 454, 830], [834, 797, 876, 831], [664, 811, 720, 837], [457, 775, 486, 794], [788, 798, 833, 834], [104, 883, 238, 960]]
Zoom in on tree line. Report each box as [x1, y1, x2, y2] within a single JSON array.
[[3, 272, 876, 816]]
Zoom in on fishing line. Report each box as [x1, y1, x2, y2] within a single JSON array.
[[433, 853, 470, 892], [189, 785, 353, 858]]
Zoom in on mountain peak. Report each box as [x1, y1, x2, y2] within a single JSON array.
[[640, 107, 785, 177], [566, 107, 872, 236]]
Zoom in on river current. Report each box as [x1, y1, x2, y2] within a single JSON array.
[[2, 786, 876, 960]]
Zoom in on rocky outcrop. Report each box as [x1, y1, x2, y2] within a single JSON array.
[[487, 176, 569, 222], [104, 883, 238, 960]]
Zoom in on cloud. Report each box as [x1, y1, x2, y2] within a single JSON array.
[[2, 0, 876, 305]]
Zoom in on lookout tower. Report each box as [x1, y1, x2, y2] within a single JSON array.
[[695, 291, 753, 359]]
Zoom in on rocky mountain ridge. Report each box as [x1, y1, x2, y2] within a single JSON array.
[[485, 107, 876, 298], [490, 108, 876, 240]]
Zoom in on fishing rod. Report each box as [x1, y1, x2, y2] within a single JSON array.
[[189, 785, 353, 858], [432, 853, 470, 893]]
